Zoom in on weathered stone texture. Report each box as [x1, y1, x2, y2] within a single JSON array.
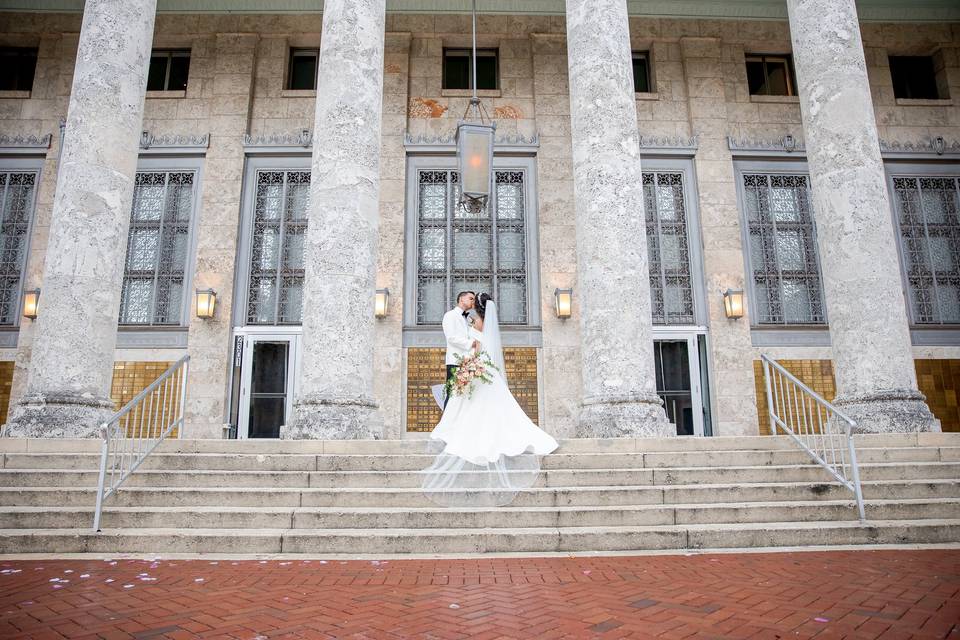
[[787, 0, 938, 433], [4, 0, 157, 438], [283, 0, 387, 440], [566, 0, 671, 438]]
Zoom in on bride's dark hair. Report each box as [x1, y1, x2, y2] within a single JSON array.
[[476, 293, 494, 319]]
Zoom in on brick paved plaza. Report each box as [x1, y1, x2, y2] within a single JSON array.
[[0, 550, 957, 639]]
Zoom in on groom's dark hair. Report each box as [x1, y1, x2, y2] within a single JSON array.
[[456, 291, 475, 303]]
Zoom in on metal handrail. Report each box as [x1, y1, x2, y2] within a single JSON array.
[[93, 355, 190, 531], [761, 354, 865, 521]]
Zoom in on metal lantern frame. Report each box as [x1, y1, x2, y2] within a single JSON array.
[[455, 0, 496, 214]]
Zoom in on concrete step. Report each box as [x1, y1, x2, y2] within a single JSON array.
[[1, 461, 956, 490], [3, 446, 952, 472], [2, 499, 957, 530], [3, 479, 957, 509], [2, 519, 957, 554], [2, 432, 953, 456]]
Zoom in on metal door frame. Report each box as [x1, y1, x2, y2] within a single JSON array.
[[234, 327, 301, 439], [652, 327, 707, 437]]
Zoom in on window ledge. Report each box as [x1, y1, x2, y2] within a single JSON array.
[[281, 89, 317, 98], [440, 89, 501, 98], [749, 94, 800, 104], [895, 97, 953, 107], [635, 91, 660, 101], [0, 90, 31, 99], [146, 90, 186, 99]]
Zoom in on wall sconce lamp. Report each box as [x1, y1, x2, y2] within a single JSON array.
[[195, 288, 217, 319], [554, 288, 573, 319], [722, 288, 744, 320], [375, 288, 390, 319], [22, 288, 40, 320]]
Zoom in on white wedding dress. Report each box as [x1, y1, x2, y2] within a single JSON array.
[[421, 301, 559, 507]]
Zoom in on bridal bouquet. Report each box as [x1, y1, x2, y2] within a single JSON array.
[[447, 351, 499, 398]]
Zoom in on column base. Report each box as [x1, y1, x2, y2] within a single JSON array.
[[834, 389, 940, 434], [576, 394, 674, 438], [2, 394, 115, 439], [281, 396, 383, 440]]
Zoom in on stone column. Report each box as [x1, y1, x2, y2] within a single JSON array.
[[4, 0, 157, 438], [282, 0, 386, 440], [787, 0, 937, 433], [565, 0, 671, 438]]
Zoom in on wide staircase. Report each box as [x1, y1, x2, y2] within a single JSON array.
[[0, 432, 958, 554]]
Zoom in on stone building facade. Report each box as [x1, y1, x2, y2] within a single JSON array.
[[0, 0, 957, 441]]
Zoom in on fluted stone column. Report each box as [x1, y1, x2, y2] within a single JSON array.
[[565, 0, 672, 438], [787, 0, 938, 433], [3, 0, 157, 438], [281, 0, 386, 440]]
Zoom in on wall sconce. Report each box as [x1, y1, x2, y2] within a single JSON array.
[[554, 288, 573, 319], [722, 288, 744, 319], [375, 288, 390, 319], [22, 288, 40, 320], [195, 288, 217, 319]]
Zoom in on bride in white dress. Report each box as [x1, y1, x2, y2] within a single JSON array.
[[421, 293, 559, 507]]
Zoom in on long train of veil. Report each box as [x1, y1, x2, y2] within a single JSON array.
[[421, 300, 544, 507]]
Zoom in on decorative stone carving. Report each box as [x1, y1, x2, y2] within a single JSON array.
[[879, 136, 960, 157], [242, 129, 313, 148], [0, 133, 52, 150], [403, 131, 540, 149], [637, 134, 699, 150], [787, 0, 938, 434], [281, 0, 387, 440], [4, 0, 159, 438], [139, 130, 210, 150], [726, 135, 806, 153], [565, 0, 672, 438]]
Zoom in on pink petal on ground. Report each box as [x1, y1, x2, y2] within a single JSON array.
[[814, 618, 829, 623]]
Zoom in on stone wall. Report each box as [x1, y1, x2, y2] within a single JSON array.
[[0, 12, 957, 437]]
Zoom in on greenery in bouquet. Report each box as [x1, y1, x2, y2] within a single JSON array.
[[446, 350, 499, 399]]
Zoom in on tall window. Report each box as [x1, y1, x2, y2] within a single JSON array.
[[246, 170, 308, 325], [645, 171, 694, 325], [745, 54, 796, 97], [891, 176, 960, 325], [120, 172, 195, 325], [147, 49, 190, 91], [742, 173, 825, 324], [0, 171, 36, 325], [889, 56, 944, 100], [415, 169, 527, 325], [287, 48, 319, 90], [442, 48, 498, 91], [632, 51, 652, 93], [0, 47, 38, 92]]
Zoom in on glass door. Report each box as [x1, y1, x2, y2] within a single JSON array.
[[236, 334, 299, 438], [653, 334, 710, 436]]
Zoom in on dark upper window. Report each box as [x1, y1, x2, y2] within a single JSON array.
[[287, 48, 319, 91], [632, 51, 652, 93], [147, 49, 190, 91], [0, 47, 38, 92], [746, 54, 796, 97], [442, 48, 498, 91], [889, 56, 943, 100]]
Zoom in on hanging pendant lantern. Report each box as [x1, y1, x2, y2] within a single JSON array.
[[455, 0, 495, 214]]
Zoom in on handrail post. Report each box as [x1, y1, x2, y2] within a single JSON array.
[[762, 356, 777, 436], [846, 421, 866, 522], [93, 423, 110, 532]]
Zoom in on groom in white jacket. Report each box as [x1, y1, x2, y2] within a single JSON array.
[[442, 291, 479, 409]]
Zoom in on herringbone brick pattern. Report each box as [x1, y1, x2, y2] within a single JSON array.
[[0, 550, 957, 639]]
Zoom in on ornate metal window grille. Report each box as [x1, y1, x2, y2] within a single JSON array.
[[120, 172, 195, 325], [415, 169, 527, 325], [892, 176, 960, 325], [0, 171, 36, 326], [246, 170, 308, 325], [644, 171, 694, 325], [742, 173, 826, 324]]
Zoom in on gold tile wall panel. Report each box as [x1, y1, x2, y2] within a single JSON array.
[[753, 360, 836, 436], [0, 361, 14, 423], [110, 361, 182, 439], [406, 347, 539, 433], [916, 359, 960, 433]]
